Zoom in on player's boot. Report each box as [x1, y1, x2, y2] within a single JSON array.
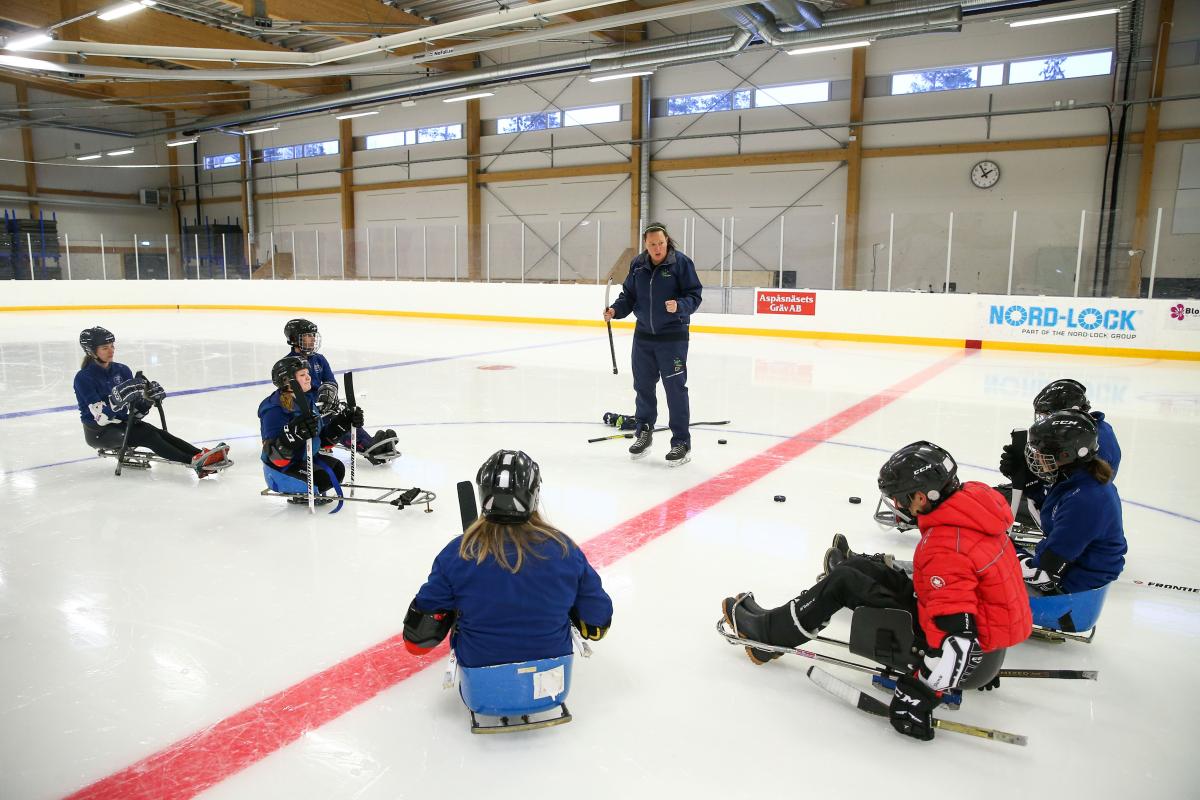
[[628, 425, 653, 460], [722, 593, 782, 665], [830, 533, 897, 570], [665, 442, 691, 467]]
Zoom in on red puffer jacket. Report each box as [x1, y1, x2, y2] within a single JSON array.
[[912, 481, 1032, 651]]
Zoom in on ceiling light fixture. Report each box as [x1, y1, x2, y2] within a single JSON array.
[[98, 1, 157, 22], [787, 40, 871, 56], [588, 70, 655, 83], [166, 137, 197, 147], [334, 109, 380, 120], [106, 148, 135, 156], [5, 32, 53, 51], [241, 124, 279, 135], [76, 153, 102, 161], [443, 91, 494, 103], [1008, 8, 1119, 27]]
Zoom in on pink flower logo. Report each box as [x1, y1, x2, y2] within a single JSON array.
[[1171, 304, 1185, 321]]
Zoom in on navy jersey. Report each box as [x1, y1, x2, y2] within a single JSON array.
[[74, 360, 135, 427], [413, 534, 613, 669], [1092, 412, 1121, 475], [1033, 469, 1127, 593], [282, 349, 336, 399], [258, 390, 322, 469], [610, 249, 703, 337]]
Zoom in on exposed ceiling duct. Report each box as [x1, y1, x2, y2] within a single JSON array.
[[724, 3, 964, 47]]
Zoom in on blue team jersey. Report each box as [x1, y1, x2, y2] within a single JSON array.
[[413, 534, 613, 668], [257, 390, 322, 469], [1034, 468, 1127, 593], [74, 360, 135, 427], [282, 349, 336, 399], [1092, 412, 1121, 475]]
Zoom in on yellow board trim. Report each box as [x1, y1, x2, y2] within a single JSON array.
[[3, 302, 1198, 362]]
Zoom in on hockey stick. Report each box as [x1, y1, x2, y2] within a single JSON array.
[[113, 369, 146, 477], [288, 373, 316, 514], [457, 480, 478, 533], [605, 279, 618, 375], [587, 420, 731, 443], [344, 372, 357, 498], [807, 666, 1028, 747]]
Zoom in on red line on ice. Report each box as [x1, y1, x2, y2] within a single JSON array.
[[65, 352, 964, 800]]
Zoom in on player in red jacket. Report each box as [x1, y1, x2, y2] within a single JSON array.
[[722, 441, 1031, 741]]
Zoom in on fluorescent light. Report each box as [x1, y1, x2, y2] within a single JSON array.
[[787, 39, 871, 56], [588, 70, 655, 83], [1009, 8, 1119, 27], [0, 55, 67, 71], [443, 91, 494, 103], [5, 32, 53, 51], [166, 137, 197, 147], [334, 109, 379, 120], [241, 125, 279, 135], [76, 153, 103, 161], [98, 1, 147, 21], [106, 148, 135, 156]]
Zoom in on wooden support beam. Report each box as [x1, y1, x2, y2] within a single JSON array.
[[651, 148, 846, 172], [14, 83, 39, 219], [630, 75, 644, 250], [339, 116, 356, 277], [352, 176, 466, 193], [1128, 0, 1175, 297], [864, 136, 1110, 159], [478, 162, 632, 183], [842, 46, 866, 291], [526, 0, 645, 42], [466, 99, 482, 280]]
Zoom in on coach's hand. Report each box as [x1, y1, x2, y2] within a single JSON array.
[[665, 299, 678, 313]]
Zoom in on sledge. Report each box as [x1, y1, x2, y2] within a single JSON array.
[[259, 464, 434, 514], [451, 654, 575, 734], [1028, 584, 1109, 644]]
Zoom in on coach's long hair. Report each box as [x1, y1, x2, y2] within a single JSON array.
[[459, 510, 573, 574], [642, 221, 679, 255]]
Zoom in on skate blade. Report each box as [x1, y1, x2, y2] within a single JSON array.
[[666, 455, 691, 467], [630, 450, 651, 460]]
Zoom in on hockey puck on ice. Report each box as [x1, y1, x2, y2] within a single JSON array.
[[848, 496, 862, 504], [774, 495, 786, 503], [718, 439, 728, 445]]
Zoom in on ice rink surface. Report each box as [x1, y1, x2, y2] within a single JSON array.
[[1, 310, 1198, 800]]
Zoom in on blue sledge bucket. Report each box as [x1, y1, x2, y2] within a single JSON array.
[[459, 655, 574, 733], [1030, 584, 1110, 633]]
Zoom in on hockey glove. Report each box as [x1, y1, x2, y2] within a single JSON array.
[[144, 380, 166, 404], [922, 614, 983, 692], [283, 415, 320, 444], [348, 406, 365, 428], [402, 602, 456, 654], [315, 382, 340, 415], [109, 377, 148, 412], [1020, 554, 1062, 594], [890, 673, 939, 741], [570, 607, 609, 641]]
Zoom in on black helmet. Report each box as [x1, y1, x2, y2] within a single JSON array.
[[1026, 410, 1098, 484], [877, 441, 960, 519], [1033, 379, 1090, 417], [271, 355, 308, 389], [284, 318, 321, 354], [476, 449, 541, 524], [79, 326, 115, 358]]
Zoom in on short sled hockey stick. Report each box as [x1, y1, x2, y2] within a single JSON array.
[[114, 369, 146, 477], [457, 480, 478, 533], [807, 666, 1028, 747], [344, 372, 357, 497], [588, 420, 731, 443], [605, 279, 618, 375], [288, 373, 316, 514]]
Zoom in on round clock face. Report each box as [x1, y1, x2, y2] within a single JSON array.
[[971, 160, 1000, 189]]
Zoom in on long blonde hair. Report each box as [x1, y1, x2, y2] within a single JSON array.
[[459, 510, 572, 573]]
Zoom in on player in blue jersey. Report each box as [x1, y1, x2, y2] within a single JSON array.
[[403, 450, 613, 668], [283, 318, 398, 464], [74, 326, 229, 478]]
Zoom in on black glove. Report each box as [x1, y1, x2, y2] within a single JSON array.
[[109, 376, 148, 412], [132, 397, 153, 418], [144, 380, 166, 403], [570, 607, 609, 641], [890, 674, 939, 741], [999, 429, 1033, 485], [283, 415, 319, 443], [977, 675, 1001, 692], [348, 406, 365, 428], [316, 382, 339, 415]]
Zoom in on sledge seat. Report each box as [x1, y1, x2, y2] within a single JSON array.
[[459, 654, 574, 734]]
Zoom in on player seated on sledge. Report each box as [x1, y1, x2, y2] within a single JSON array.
[[1016, 410, 1126, 597], [722, 441, 1031, 741], [283, 318, 398, 464], [259, 356, 360, 503], [74, 326, 230, 478], [403, 449, 613, 668], [997, 378, 1122, 529]]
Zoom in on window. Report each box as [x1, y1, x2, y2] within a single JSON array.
[[261, 140, 339, 163], [563, 104, 621, 126], [416, 123, 462, 143], [497, 111, 562, 134], [203, 152, 241, 170], [668, 89, 751, 116], [754, 81, 829, 107], [980, 63, 1004, 87], [1008, 50, 1112, 84], [892, 67, 980, 94], [366, 130, 415, 149]]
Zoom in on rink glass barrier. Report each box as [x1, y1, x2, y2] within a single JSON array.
[[6, 207, 1193, 304]]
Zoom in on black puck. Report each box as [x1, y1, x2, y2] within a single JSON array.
[[774, 495, 786, 503], [718, 439, 727, 445], [848, 496, 861, 504]]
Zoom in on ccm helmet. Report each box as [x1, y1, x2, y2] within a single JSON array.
[[476, 449, 541, 523], [271, 355, 308, 389], [1025, 410, 1098, 484], [877, 441, 961, 520], [79, 326, 115, 358], [284, 318, 321, 355], [1033, 379, 1090, 418]]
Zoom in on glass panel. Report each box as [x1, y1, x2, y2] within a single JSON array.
[[365, 131, 409, 150], [891, 66, 979, 95], [423, 224, 459, 280], [416, 124, 463, 143], [779, 209, 837, 290], [521, 220, 560, 282], [980, 63, 1004, 86], [563, 104, 621, 126], [1009, 50, 1112, 84], [667, 90, 750, 116], [948, 211, 1013, 295], [1010, 210, 1087, 295], [292, 230, 319, 280], [485, 221, 523, 282], [559, 217, 603, 283], [890, 211, 951, 292], [754, 81, 829, 107], [203, 153, 241, 170], [497, 111, 562, 134]]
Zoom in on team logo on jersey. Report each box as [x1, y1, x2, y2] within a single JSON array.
[[673, 357, 683, 373], [930, 576, 945, 589], [661, 269, 671, 277]]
